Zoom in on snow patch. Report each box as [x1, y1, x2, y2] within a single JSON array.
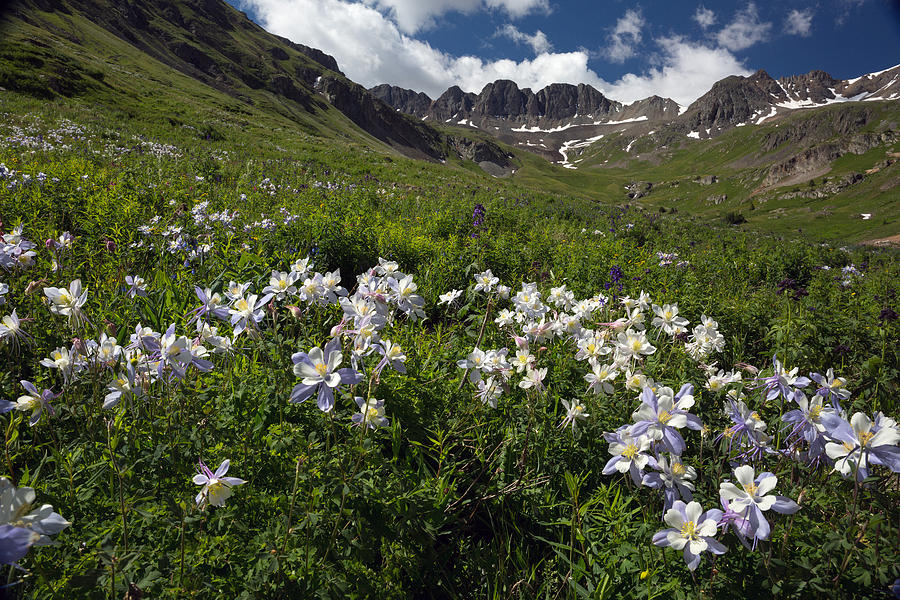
[[557, 134, 605, 169], [605, 115, 649, 125], [686, 131, 700, 139], [756, 107, 777, 124]]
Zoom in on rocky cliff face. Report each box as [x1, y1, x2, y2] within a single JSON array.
[[368, 84, 431, 116], [678, 70, 786, 136], [371, 80, 627, 127], [778, 70, 842, 103]]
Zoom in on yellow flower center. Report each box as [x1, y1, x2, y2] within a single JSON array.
[[808, 405, 823, 420], [658, 410, 673, 424], [830, 379, 844, 389], [622, 443, 639, 459], [365, 407, 379, 421], [315, 362, 328, 376], [671, 462, 686, 476], [680, 520, 699, 541], [858, 431, 874, 447], [842, 441, 856, 452], [744, 482, 758, 496]]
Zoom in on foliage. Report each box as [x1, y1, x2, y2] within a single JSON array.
[[0, 101, 897, 600]]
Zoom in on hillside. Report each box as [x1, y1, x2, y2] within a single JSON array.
[[0, 0, 512, 167]]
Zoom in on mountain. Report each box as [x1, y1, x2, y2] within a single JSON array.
[[373, 65, 900, 166], [0, 0, 512, 167], [679, 66, 900, 138]]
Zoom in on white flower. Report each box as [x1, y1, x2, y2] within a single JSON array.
[[438, 289, 463, 306], [719, 465, 777, 512], [262, 270, 297, 301], [192, 460, 246, 509], [0, 477, 70, 557], [559, 399, 589, 430], [473, 269, 498, 293], [585, 362, 617, 395], [518, 367, 546, 392], [43, 279, 88, 327]]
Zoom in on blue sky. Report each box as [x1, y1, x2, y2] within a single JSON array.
[[229, 0, 900, 105]]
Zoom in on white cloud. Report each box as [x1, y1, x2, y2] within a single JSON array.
[[368, 0, 479, 34], [716, 3, 772, 51], [784, 8, 814, 36], [496, 24, 552, 54], [367, 0, 548, 33], [239, 0, 749, 106], [693, 6, 716, 28], [485, 0, 549, 18], [606, 36, 752, 105], [605, 8, 644, 63]]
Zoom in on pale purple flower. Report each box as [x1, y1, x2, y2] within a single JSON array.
[[717, 398, 774, 461], [351, 397, 389, 429], [125, 275, 148, 298], [821, 412, 900, 480], [290, 338, 363, 412], [809, 368, 850, 408], [782, 390, 834, 463], [718, 465, 800, 545], [0, 477, 70, 565], [757, 355, 810, 403], [0, 381, 57, 426], [630, 384, 702, 455], [602, 427, 653, 485], [642, 453, 697, 511]]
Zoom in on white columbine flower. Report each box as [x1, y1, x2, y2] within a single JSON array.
[[43, 279, 88, 328], [193, 460, 246, 509]]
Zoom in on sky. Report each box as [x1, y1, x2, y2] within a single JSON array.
[[228, 0, 900, 106]]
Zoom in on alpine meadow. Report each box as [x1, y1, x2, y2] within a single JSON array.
[[0, 0, 898, 598]]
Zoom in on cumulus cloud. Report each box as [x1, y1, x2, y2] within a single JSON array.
[[693, 6, 716, 28], [606, 36, 752, 105], [716, 3, 772, 51], [368, 0, 548, 33], [784, 8, 814, 36], [238, 0, 749, 106], [496, 24, 552, 54], [484, 0, 550, 19], [605, 8, 644, 63]]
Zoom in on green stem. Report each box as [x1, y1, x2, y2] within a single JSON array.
[[281, 457, 304, 556], [106, 420, 129, 554]]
